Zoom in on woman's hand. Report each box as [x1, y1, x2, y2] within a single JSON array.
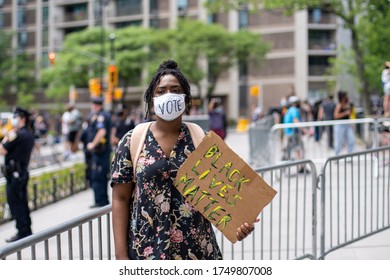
[[236, 218, 260, 241]]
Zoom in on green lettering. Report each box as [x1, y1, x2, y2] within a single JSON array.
[[203, 197, 218, 212], [226, 194, 242, 206], [204, 145, 219, 158], [194, 190, 211, 206], [183, 185, 200, 202], [211, 152, 222, 169], [217, 184, 233, 199], [219, 162, 233, 177], [216, 214, 233, 231], [175, 174, 195, 192], [207, 206, 226, 222], [191, 160, 202, 176], [234, 176, 251, 191], [209, 174, 223, 189], [228, 169, 240, 183], [199, 169, 211, 180]]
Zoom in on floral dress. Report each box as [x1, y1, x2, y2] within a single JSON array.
[[110, 123, 222, 260]]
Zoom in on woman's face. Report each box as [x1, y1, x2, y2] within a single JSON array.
[[153, 74, 183, 97]]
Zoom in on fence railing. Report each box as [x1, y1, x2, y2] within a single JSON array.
[[0, 162, 87, 224], [1, 146, 389, 260], [249, 118, 380, 167]]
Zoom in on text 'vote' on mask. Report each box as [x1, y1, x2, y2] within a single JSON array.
[[153, 93, 186, 121]]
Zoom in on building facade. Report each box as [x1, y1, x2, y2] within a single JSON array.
[[0, 0, 352, 120]]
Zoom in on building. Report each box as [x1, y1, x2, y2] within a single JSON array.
[[0, 0, 353, 120]]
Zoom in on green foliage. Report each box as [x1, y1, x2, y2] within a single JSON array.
[[40, 19, 269, 102], [0, 30, 37, 109], [204, 0, 390, 111]]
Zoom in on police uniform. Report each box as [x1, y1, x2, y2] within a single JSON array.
[[87, 97, 111, 207], [1, 107, 35, 242]]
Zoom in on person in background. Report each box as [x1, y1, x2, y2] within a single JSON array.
[[110, 105, 135, 148], [110, 59, 257, 260], [86, 97, 111, 208], [65, 103, 82, 159], [312, 99, 323, 143], [318, 94, 336, 149], [208, 97, 227, 140], [333, 90, 355, 156], [0, 107, 35, 242], [283, 96, 310, 173], [381, 61, 390, 117]]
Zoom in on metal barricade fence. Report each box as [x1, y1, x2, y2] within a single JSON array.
[[0, 205, 112, 260], [209, 160, 317, 260], [1, 148, 389, 260], [248, 116, 275, 168], [268, 118, 378, 166], [319, 147, 390, 259]]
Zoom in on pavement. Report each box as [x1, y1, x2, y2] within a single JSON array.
[[0, 128, 389, 259]]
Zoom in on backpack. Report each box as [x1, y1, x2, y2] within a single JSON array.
[[129, 121, 205, 182]]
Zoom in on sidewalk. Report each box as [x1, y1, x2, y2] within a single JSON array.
[[0, 129, 389, 259]]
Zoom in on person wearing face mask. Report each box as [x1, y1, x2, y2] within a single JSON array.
[[333, 90, 355, 156], [110, 60, 257, 260], [208, 98, 227, 140], [0, 107, 35, 242]]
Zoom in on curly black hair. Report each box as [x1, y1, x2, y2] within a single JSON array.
[[143, 60, 192, 119]]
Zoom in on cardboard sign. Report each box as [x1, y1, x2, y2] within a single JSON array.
[[175, 131, 277, 243]]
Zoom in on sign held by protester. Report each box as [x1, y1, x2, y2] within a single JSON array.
[[175, 131, 277, 243]]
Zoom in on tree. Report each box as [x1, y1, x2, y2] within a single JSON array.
[[160, 19, 269, 101], [41, 19, 269, 106], [205, 0, 390, 112], [41, 27, 152, 102], [0, 31, 37, 109]]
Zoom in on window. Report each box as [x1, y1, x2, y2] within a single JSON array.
[[238, 8, 249, 29], [17, 8, 26, 28], [18, 31, 28, 47], [42, 6, 49, 25], [116, 0, 142, 16], [150, 0, 158, 13], [177, 0, 188, 11]]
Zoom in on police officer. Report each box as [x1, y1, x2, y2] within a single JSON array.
[[0, 107, 35, 242], [86, 97, 111, 207]]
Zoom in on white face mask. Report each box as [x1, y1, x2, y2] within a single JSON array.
[[11, 117, 19, 128], [153, 93, 186, 121]]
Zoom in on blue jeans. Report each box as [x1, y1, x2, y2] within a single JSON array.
[[334, 124, 355, 156]]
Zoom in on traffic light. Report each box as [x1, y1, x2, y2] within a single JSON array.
[[48, 52, 56, 65], [108, 64, 118, 87], [89, 78, 101, 97]]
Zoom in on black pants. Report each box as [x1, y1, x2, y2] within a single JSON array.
[[6, 169, 32, 237]]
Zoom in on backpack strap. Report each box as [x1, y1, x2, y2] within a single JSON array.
[[130, 121, 154, 182], [130, 121, 204, 182], [184, 122, 205, 148]]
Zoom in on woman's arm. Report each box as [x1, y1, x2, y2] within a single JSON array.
[[112, 182, 134, 260]]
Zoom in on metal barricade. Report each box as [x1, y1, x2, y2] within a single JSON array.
[[215, 160, 318, 260], [319, 146, 390, 259], [248, 116, 275, 168], [0, 205, 112, 260], [2, 146, 390, 260], [269, 118, 378, 166]]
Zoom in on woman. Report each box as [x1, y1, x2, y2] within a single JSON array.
[[111, 60, 257, 260], [333, 90, 355, 156]]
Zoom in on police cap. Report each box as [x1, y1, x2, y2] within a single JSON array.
[[13, 106, 31, 119], [91, 96, 104, 105]]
